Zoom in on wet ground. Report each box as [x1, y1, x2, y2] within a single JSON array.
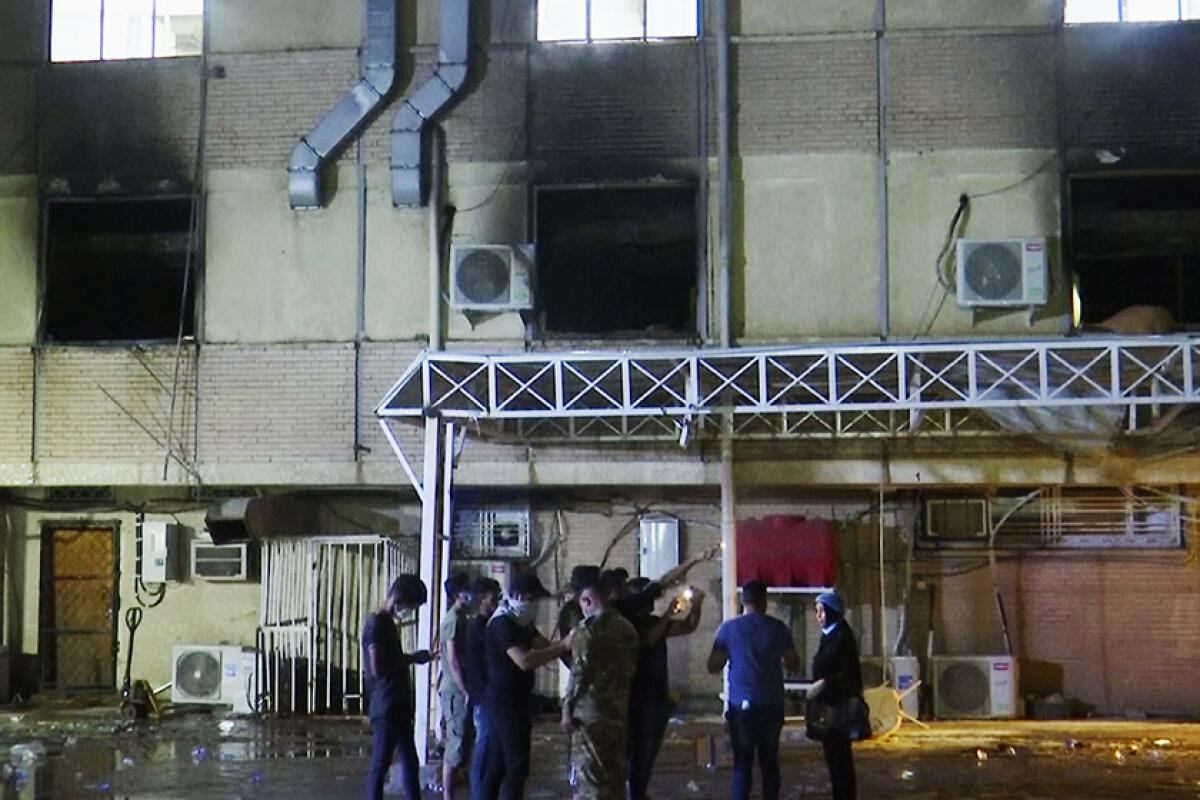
[[1, 707, 1200, 798]]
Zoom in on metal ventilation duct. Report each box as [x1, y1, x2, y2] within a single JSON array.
[[288, 0, 397, 209], [390, 0, 470, 206]]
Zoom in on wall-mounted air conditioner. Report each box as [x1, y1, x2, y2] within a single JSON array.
[[191, 537, 256, 581], [924, 498, 989, 542], [932, 655, 1018, 719], [450, 244, 535, 311], [171, 644, 257, 714], [452, 507, 532, 560], [956, 238, 1048, 307]]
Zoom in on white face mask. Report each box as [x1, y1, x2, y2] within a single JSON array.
[[508, 598, 536, 626]]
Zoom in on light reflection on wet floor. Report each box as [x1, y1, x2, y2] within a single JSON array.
[[0, 712, 1199, 798]]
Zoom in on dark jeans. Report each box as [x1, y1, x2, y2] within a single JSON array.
[[366, 714, 422, 800], [479, 704, 531, 800], [726, 703, 784, 800], [627, 700, 670, 800], [469, 704, 491, 800], [822, 735, 857, 800]]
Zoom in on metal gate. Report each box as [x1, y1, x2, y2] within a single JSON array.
[[258, 536, 415, 715]]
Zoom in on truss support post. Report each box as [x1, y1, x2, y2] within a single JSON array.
[[719, 424, 737, 623], [415, 415, 445, 765]]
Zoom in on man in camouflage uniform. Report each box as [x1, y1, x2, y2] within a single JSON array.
[[561, 572, 638, 800]]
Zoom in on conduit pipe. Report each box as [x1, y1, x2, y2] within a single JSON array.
[[390, 0, 470, 206], [714, 0, 739, 623], [288, 0, 397, 209]]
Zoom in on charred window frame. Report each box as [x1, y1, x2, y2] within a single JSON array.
[[533, 183, 700, 340], [40, 196, 199, 344], [537, 0, 699, 43], [1068, 173, 1200, 330]]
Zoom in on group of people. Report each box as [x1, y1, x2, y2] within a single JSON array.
[[362, 554, 864, 800]]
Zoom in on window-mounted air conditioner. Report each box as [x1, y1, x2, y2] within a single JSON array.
[[171, 644, 258, 714], [956, 238, 1048, 307], [452, 507, 532, 560], [932, 655, 1019, 719], [924, 498, 989, 542], [191, 538, 256, 581], [450, 244, 535, 312]]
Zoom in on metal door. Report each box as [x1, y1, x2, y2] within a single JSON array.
[[39, 526, 118, 689]]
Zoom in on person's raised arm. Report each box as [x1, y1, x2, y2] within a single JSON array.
[[656, 545, 720, 590], [667, 588, 706, 638]]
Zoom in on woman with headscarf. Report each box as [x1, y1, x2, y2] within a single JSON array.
[[809, 590, 864, 800]]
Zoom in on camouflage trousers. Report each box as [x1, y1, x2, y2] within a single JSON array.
[[570, 720, 627, 800]]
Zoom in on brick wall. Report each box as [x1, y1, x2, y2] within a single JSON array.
[[198, 344, 354, 464], [887, 33, 1056, 150], [359, 341, 425, 467], [40, 59, 202, 182], [736, 39, 879, 154], [528, 41, 698, 165], [0, 349, 33, 463], [205, 50, 360, 170], [1062, 23, 1200, 151], [927, 550, 1200, 715], [36, 346, 197, 463]]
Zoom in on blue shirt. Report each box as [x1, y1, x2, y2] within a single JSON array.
[[713, 612, 795, 708]]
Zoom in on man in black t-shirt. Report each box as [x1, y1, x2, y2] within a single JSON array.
[[362, 574, 433, 800], [624, 578, 707, 800], [465, 577, 501, 800], [480, 573, 574, 800]]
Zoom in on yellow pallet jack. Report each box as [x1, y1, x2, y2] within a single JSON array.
[[119, 608, 166, 719]]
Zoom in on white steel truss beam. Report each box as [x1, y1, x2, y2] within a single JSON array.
[[376, 337, 1200, 442]]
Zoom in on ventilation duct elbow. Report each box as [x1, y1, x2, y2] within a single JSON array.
[[288, 0, 398, 209], [390, 0, 471, 207]]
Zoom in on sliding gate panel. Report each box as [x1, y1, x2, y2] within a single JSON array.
[[259, 536, 415, 715]]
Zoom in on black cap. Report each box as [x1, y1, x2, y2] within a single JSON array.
[[389, 574, 428, 606], [569, 565, 601, 593], [509, 573, 551, 599]]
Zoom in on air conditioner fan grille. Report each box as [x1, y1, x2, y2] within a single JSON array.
[[457, 250, 510, 304], [964, 243, 1021, 300]]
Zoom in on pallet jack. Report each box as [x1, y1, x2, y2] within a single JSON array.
[[119, 607, 166, 720]]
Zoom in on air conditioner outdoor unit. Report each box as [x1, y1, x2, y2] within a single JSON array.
[[171, 644, 257, 715], [452, 507, 532, 560], [450, 244, 535, 311], [956, 238, 1048, 308], [932, 655, 1018, 719]]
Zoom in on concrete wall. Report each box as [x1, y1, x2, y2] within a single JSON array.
[[2, 0, 1200, 714]]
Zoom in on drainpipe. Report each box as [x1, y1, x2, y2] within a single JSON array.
[[288, 0, 397, 209], [875, 0, 890, 339], [429, 128, 444, 351], [715, 0, 733, 351], [714, 0, 739, 624]]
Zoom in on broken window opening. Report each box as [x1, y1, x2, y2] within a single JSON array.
[[42, 196, 198, 344], [537, 0, 698, 43], [534, 184, 698, 338], [1069, 173, 1200, 330]]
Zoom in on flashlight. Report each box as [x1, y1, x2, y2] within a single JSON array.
[[683, 588, 695, 600]]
